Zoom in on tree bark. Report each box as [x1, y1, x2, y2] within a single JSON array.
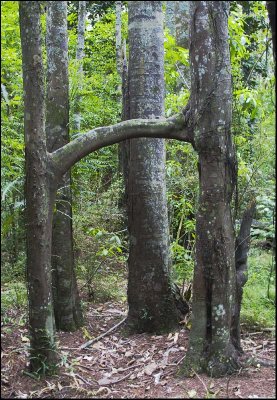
[[125, 1, 179, 333], [181, 1, 240, 377], [73, 1, 86, 132], [19, 1, 58, 373], [231, 201, 256, 352], [46, 1, 83, 332], [266, 1, 276, 62]]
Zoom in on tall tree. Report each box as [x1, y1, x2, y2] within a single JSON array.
[[19, 1, 58, 373], [73, 1, 86, 132], [266, 1, 276, 61], [46, 1, 83, 332], [181, 1, 240, 377], [125, 1, 179, 333]]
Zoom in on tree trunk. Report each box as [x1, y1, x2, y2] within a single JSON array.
[[266, 1, 276, 62], [46, 1, 83, 332], [19, 1, 58, 373], [73, 1, 86, 132], [175, 1, 190, 49], [181, 1, 240, 377], [165, 1, 176, 37], [231, 201, 256, 352], [125, 1, 179, 333]]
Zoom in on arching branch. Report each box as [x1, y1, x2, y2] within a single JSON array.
[[49, 113, 193, 177]]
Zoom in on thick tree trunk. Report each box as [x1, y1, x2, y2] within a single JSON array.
[[182, 1, 240, 377], [46, 1, 83, 332], [231, 201, 256, 351], [125, 1, 179, 333], [73, 1, 86, 132], [19, 1, 57, 373]]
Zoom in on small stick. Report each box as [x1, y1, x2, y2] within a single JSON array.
[[79, 317, 127, 349]]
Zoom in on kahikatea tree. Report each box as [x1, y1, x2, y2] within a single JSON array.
[[20, 0, 250, 376], [46, 1, 83, 332], [125, 1, 179, 333]]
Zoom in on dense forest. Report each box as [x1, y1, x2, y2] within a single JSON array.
[[1, 1, 275, 398]]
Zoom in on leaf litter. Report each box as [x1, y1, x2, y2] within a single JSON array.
[[1, 300, 275, 398]]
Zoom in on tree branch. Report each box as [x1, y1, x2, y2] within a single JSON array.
[[49, 113, 192, 177]]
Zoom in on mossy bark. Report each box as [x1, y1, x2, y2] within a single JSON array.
[[46, 1, 83, 332], [19, 1, 57, 373], [125, 1, 179, 333], [181, 1, 240, 377]]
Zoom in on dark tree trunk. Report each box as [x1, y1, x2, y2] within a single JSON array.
[[231, 201, 256, 352], [73, 1, 86, 132], [46, 1, 83, 332], [19, 1, 57, 373], [125, 1, 179, 333], [266, 1, 276, 61], [182, 1, 240, 377]]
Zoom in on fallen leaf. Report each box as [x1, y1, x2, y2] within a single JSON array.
[[92, 342, 104, 350], [97, 377, 111, 386], [83, 355, 93, 361], [188, 389, 197, 398], [125, 350, 133, 357], [21, 336, 30, 343], [173, 332, 179, 344], [144, 361, 157, 375], [57, 382, 63, 391]]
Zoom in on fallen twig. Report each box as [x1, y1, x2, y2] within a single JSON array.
[[79, 317, 127, 350]]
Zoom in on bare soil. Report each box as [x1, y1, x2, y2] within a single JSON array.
[[1, 300, 275, 399]]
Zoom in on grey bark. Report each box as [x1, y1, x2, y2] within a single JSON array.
[[73, 1, 86, 132], [165, 1, 176, 37], [181, 1, 240, 377], [125, 1, 179, 333], [46, 1, 83, 332], [266, 1, 276, 62], [231, 201, 256, 351], [19, 1, 57, 373], [175, 1, 190, 48]]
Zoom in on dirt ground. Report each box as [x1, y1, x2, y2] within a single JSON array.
[[1, 300, 276, 399]]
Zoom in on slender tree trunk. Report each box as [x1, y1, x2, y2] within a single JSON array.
[[19, 1, 57, 373], [73, 1, 86, 132], [46, 1, 83, 332], [165, 1, 176, 37], [182, 1, 240, 377], [231, 201, 256, 351], [126, 1, 179, 333], [175, 1, 190, 49], [266, 1, 276, 62]]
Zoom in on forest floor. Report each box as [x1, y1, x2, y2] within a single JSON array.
[[1, 299, 276, 399]]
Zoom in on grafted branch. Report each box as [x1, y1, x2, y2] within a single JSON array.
[[50, 113, 193, 177]]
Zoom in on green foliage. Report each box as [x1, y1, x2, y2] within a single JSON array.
[[241, 249, 275, 328]]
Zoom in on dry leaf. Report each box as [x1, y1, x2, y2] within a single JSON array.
[[144, 361, 157, 375], [92, 342, 103, 350], [98, 377, 112, 386], [188, 389, 197, 398], [57, 382, 63, 391], [125, 350, 133, 357], [173, 332, 179, 344]]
